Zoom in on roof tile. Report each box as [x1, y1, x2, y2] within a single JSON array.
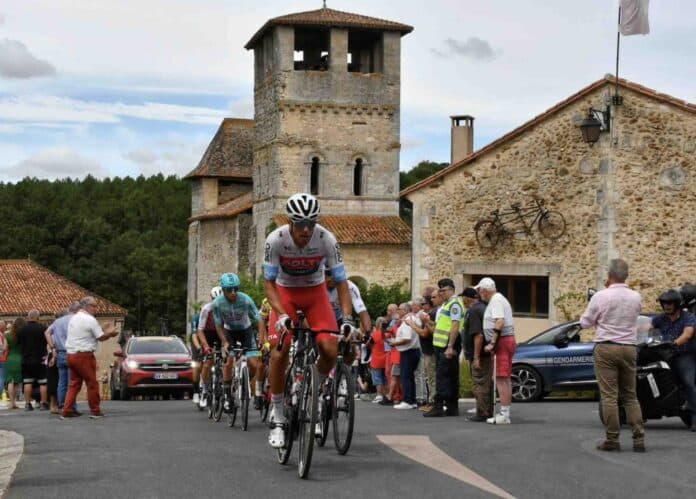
[[184, 118, 254, 180], [272, 215, 410, 245], [188, 191, 254, 222], [0, 260, 127, 317], [246, 7, 413, 49]]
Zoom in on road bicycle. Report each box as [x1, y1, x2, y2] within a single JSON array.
[[274, 311, 321, 479], [315, 332, 357, 455], [226, 343, 251, 431], [204, 348, 224, 422], [474, 196, 566, 248]]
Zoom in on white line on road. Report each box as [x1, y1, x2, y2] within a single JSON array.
[[0, 431, 23, 498], [377, 435, 515, 499]]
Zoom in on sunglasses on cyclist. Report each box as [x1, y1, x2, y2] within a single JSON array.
[[223, 286, 239, 293], [293, 220, 316, 230]]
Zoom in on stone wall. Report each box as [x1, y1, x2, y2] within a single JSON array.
[[342, 245, 410, 289], [407, 82, 696, 323]]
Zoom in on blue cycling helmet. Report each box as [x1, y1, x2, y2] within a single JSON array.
[[220, 273, 240, 289]]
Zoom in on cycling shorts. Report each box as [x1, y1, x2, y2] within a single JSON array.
[[201, 329, 221, 351], [224, 327, 260, 358], [268, 284, 338, 347]]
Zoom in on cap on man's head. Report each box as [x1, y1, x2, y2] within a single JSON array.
[[460, 287, 479, 299], [474, 277, 496, 291]]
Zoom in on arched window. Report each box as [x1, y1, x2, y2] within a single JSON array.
[[310, 157, 320, 195], [353, 158, 363, 196]]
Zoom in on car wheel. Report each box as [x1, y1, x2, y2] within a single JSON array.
[[511, 365, 543, 402], [110, 380, 120, 401], [121, 385, 131, 401]]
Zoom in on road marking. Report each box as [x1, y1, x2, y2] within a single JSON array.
[[0, 431, 24, 497], [377, 435, 514, 499]]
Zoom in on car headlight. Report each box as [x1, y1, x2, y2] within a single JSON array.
[[126, 359, 139, 370], [190, 361, 200, 369]]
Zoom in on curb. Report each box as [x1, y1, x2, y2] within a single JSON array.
[[0, 431, 23, 498]]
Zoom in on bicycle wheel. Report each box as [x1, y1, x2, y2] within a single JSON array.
[[315, 378, 331, 447], [197, 379, 204, 412], [259, 375, 270, 422], [276, 371, 295, 465], [297, 364, 319, 479], [475, 220, 499, 248], [538, 210, 566, 239], [206, 382, 214, 419], [227, 379, 237, 428], [213, 371, 224, 422], [240, 366, 250, 431], [332, 363, 355, 455]]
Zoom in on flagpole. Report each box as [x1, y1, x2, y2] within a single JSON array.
[[615, 5, 621, 102]]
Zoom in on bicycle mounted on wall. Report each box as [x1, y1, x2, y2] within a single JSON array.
[[474, 196, 566, 248]]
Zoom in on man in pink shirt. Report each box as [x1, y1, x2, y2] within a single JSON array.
[[580, 258, 644, 452]]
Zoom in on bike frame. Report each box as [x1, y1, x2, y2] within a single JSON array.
[[490, 198, 548, 235]]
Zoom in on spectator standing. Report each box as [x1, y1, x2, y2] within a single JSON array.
[[478, 277, 516, 425], [4, 318, 26, 409], [17, 310, 49, 411], [61, 296, 119, 419], [651, 289, 696, 431], [391, 303, 422, 409], [424, 278, 463, 417], [461, 288, 492, 421], [409, 299, 428, 405], [0, 321, 7, 399], [580, 259, 644, 451], [45, 301, 81, 412], [100, 370, 110, 400], [421, 289, 442, 410], [369, 317, 388, 403]]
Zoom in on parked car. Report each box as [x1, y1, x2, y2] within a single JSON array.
[[111, 335, 193, 401], [511, 315, 655, 402], [511, 320, 597, 402]]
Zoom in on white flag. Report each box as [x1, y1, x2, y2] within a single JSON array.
[[620, 0, 650, 36]]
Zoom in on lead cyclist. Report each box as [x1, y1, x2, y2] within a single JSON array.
[[264, 193, 355, 449]]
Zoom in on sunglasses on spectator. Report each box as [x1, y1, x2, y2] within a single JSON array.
[[294, 220, 316, 230], [223, 286, 239, 293]]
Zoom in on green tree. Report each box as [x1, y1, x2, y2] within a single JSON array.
[[398, 160, 449, 224]]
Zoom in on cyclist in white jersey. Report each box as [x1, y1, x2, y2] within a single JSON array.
[[264, 193, 354, 449]]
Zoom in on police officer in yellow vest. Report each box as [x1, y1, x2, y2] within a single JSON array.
[[424, 278, 463, 417]]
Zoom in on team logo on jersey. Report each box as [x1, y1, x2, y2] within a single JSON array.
[[279, 255, 324, 276], [334, 243, 343, 263]]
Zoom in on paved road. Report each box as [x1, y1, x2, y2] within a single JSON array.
[[2, 399, 695, 498]]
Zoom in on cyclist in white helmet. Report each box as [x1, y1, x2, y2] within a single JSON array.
[[195, 285, 223, 407], [264, 193, 354, 448]]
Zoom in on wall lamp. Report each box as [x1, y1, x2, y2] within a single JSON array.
[[579, 106, 610, 146]]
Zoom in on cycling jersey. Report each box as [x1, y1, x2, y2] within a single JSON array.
[[211, 292, 260, 331], [263, 224, 347, 287], [197, 302, 217, 333], [328, 280, 366, 322]]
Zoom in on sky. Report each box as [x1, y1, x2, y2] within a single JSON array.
[[0, 0, 694, 182]]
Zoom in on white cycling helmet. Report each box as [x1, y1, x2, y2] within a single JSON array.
[[210, 286, 223, 299], [286, 193, 320, 223]]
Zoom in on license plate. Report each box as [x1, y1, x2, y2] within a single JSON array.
[[153, 373, 178, 380]]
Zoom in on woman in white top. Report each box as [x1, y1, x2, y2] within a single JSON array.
[[390, 303, 422, 409]]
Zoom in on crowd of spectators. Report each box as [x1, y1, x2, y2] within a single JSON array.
[[0, 296, 118, 419], [357, 275, 516, 425]]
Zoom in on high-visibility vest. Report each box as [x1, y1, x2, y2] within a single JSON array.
[[433, 297, 463, 348]]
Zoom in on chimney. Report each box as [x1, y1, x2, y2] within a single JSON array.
[[450, 115, 474, 164]]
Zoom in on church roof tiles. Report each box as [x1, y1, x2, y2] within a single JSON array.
[[273, 214, 411, 245], [184, 119, 254, 180], [245, 7, 413, 49], [188, 191, 254, 223]]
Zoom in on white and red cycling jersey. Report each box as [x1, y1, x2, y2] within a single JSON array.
[[263, 224, 346, 287], [263, 223, 347, 343]]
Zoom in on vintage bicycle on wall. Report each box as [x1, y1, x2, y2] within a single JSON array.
[[474, 195, 566, 248]]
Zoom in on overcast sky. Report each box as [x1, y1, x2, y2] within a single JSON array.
[[1, 0, 694, 182]]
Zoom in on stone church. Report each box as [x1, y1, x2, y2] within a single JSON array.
[[185, 7, 414, 312]]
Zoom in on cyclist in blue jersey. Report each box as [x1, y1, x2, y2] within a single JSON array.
[[212, 273, 266, 411]]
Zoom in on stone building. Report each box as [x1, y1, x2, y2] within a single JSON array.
[[186, 7, 413, 312], [0, 259, 127, 385], [402, 76, 696, 339]]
